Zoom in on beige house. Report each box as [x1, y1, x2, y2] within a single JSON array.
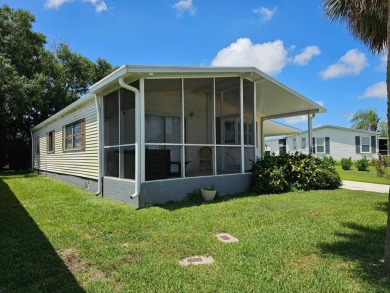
[[32, 65, 325, 207]]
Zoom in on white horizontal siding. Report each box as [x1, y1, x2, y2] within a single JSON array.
[[33, 99, 98, 180], [266, 128, 379, 160]]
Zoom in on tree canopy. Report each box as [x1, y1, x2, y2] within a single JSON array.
[[0, 5, 116, 169]]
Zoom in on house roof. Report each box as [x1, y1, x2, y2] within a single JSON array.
[[300, 125, 379, 135], [32, 65, 326, 131], [263, 120, 301, 136]]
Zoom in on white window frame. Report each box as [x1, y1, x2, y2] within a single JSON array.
[[301, 137, 306, 149], [360, 136, 371, 153], [223, 117, 253, 146], [315, 137, 325, 154]]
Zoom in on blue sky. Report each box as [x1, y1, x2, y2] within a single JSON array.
[[2, 0, 387, 130]]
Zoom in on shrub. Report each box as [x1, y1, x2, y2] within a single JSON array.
[[356, 156, 370, 171], [251, 152, 341, 194], [322, 156, 336, 168], [340, 157, 353, 170], [312, 168, 342, 189], [375, 155, 390, 178]]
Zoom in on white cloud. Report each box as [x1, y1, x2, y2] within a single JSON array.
[[320, 49, 368, 79], [292, 46, 321, 65], [283, 101, 323, 124], [45, 0, 72, 9], [377, 54, 387, 71], [83, 0, 107, 12], [211, 38, 288, 75], [361, 81, 387, 99], [173, 0, 197, 17], [253, 6, 277, 22], [45, 0, 107, 12]]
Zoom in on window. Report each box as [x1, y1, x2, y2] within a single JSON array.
[[316, 137, 325, 153], [47, 131, 55, 153], [63, 119, 85, 150], [301, 137, 306, 149], [222, 118, 253, 145], [35, 137, 40, 154], [361, 136, 370, 153], [293, 138, 297, 150]]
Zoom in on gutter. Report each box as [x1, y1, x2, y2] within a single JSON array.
[[31, 131, 34, 171], [119, 77, 141, 199], [93, 94, 102, 196]]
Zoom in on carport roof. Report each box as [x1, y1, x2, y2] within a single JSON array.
[[33, 65, 325, 131]]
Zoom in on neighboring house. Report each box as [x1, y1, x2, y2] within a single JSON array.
[[265, 125, 389, 160], [31, 65, 324, 208]]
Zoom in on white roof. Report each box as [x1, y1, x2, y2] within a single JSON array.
[[300, 125, 379, 135], [263, 120, 301, 136], [32, 65, 326, 130]]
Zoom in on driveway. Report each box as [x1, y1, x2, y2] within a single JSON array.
[[342, 180, 389, 193]]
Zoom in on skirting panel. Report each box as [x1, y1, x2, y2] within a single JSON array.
[[103, 177, 139, 208], [37, 170, 99, 193], [139, 173, 251, 206]]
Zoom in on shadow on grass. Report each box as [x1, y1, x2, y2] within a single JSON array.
[[319, 222, 390, 289], [154, 190, 266, 211], [0, 177, 84, 292]]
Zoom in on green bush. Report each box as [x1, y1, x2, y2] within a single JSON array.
[[356, 156, 370, 171], [251, 152, 341, 194], [375, 155, 390, 178], [340, 157, 353, 170], [322, 156, 336, 167]]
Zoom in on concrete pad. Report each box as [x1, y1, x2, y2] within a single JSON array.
[[342, 180, 389, 193], [216, 233, 239, 243], [179, 256, 214, 266]]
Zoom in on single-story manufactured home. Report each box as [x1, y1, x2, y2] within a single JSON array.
[[31, 65, 325, 208], [265, 125, 389, 160]]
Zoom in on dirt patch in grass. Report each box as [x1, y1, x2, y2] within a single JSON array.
[[290, 253, 320, 272], [60, 248, 84, 273], [87, 269, 106, 281]]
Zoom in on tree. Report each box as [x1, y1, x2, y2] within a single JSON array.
[[379, 121, 389, 137], [350, 108, 381, 131], [322, 0, 390, 274], [0, 5, 116, 169]]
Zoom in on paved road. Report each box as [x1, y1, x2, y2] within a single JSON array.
[[342, 180, 389, 193]]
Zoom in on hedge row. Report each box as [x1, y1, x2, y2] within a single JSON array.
[[251, 152, 341, 194]]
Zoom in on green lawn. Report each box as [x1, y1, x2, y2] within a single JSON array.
[[1, 172, 389, 292], [335, 165, 390, 185]]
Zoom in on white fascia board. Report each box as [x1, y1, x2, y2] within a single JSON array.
[[31, 94, 95, 131], [89, 65, 128, 93], [300, 125, 378, 135]]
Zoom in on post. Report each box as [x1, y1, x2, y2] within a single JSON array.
[[259, 118, 264, 158], [307, 113, 313, 154]]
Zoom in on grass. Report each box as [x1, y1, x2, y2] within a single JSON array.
[[335, 165, 390, 185], [1, 171, 389, 292]]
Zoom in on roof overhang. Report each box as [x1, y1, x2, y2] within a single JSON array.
[[263, 120, 301, 136], [32, 65, 326, 131]]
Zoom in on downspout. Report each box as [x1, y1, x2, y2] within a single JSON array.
[[119, 77, 140, 199], [93, 94, 102, 196], [31, 131, 34, 171]]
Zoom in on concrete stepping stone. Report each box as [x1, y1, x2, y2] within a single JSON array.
[[179, 256, 214, 266], [216, 233, 239, 243]]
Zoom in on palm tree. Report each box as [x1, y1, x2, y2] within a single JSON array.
[[350, 108, 380, 131], [322, 0, 390, 273]]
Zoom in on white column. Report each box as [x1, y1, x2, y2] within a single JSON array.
[[259, 118, 264, 158], [308, 113, 313, 154], [140, 79, 145, 183], [181, 78, 185, 178], [240, 78, 245, 173]]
